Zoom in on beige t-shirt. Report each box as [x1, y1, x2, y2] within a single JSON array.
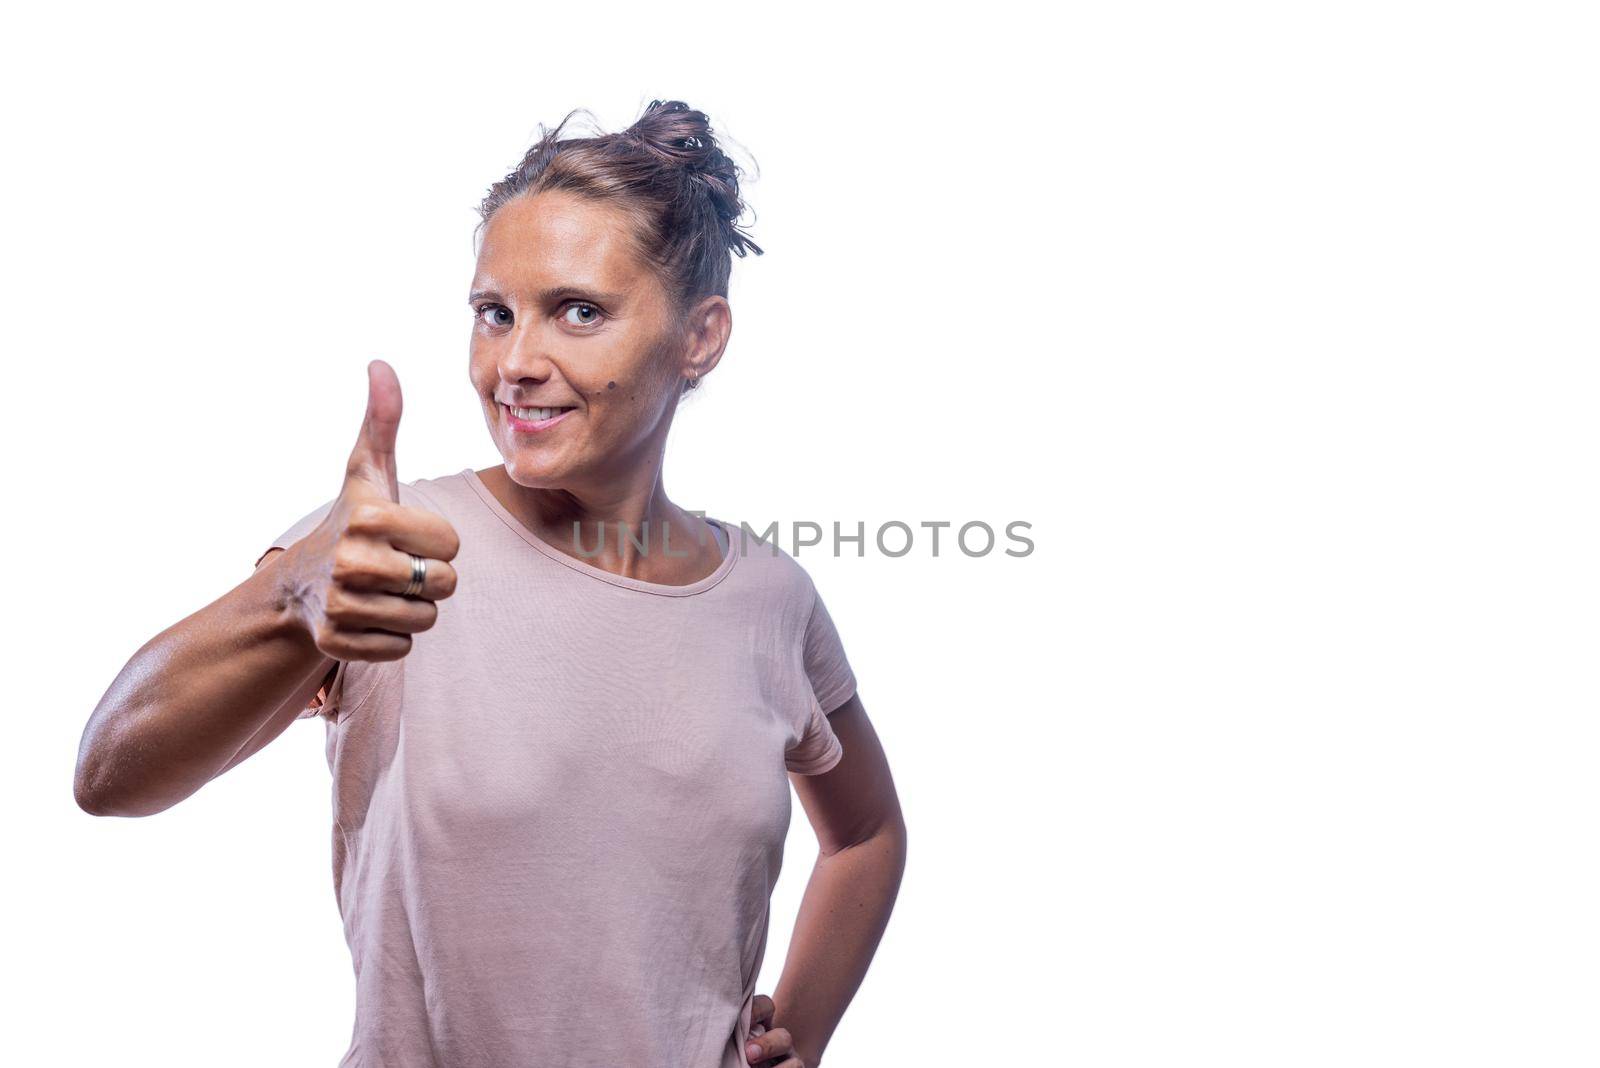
[[262, 468, 854, 1068]]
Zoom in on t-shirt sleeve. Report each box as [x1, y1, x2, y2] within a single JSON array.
[[784, 581, 859, 775], [254, 496, 344, 720], [803, 583, 857, 714], [253, 496, 338, 569]]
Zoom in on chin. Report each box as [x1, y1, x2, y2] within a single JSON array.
[[500, 453, 570, 489]]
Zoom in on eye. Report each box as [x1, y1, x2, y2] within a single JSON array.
[[562, 302, 604, 327], [474, 303, 512, 328]]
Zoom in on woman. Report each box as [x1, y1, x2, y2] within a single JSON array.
[[74, 100, 907, 1067]]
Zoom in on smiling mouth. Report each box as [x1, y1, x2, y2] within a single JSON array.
[[506, 404, 576, 421], [503, 403, 577, 433]]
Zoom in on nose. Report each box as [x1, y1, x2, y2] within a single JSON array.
[[496, 323, 556, 387]]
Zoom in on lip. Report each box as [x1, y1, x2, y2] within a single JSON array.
[[503, 403, 576, 433]]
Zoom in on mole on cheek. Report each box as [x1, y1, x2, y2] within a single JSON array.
[[607, 381, 617, 390]]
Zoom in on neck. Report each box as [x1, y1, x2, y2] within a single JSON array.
[[530, 468, 682, 547], [480, 447, 720, 581]]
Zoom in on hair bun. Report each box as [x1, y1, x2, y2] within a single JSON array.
[[628, 102, 714, 168], [624, 100, 753, 232]]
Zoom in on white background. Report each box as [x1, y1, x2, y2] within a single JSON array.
[[4, 2, 1596, 1065]]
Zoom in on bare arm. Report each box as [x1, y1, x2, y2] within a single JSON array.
[[72, 544, 336, 818], [765, 693, 908, 1067], [74, 361, 460, 818]]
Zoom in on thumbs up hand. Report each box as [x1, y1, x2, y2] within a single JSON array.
[[290, 360, 461, 663]]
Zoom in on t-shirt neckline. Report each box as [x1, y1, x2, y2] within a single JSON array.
[[459, 467, 738, 598]]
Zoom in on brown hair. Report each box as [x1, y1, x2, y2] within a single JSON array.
[[474, 99, 763, 320]]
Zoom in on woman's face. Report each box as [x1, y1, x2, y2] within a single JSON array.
[[467, 190, 693, 491]]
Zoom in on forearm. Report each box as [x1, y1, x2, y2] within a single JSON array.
[[771, 819, 907, 1065], [74, 545, 334, 817]]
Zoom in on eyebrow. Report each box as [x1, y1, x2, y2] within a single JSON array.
[[468, 284, 625, 306]]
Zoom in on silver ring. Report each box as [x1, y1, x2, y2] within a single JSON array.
[[402, 553, 427, 597]]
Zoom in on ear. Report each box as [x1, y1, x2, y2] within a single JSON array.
[[679, 295, 731, 386]]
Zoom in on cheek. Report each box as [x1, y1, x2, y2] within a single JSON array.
[[584, 374, 667, 416], [467, 347, 495, 392], [581, 384, 633, 430]]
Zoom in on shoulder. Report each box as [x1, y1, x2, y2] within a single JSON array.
[[716, 517, 820, 609], [397, 468, 477, 518]]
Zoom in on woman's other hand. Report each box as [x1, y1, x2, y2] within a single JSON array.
[[746, 993, 808, 1066]]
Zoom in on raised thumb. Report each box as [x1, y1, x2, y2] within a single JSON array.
[[345, 358, 402, 502]]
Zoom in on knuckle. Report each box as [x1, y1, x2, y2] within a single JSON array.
[[347, 501, 390, 534], [313, 620, 341, 651], [330, 548, 358, 586], [323, 588, 355, 624], [332, 543, 377, 587]]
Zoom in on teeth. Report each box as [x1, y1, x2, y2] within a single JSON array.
[[510, 406, 568, 422]]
